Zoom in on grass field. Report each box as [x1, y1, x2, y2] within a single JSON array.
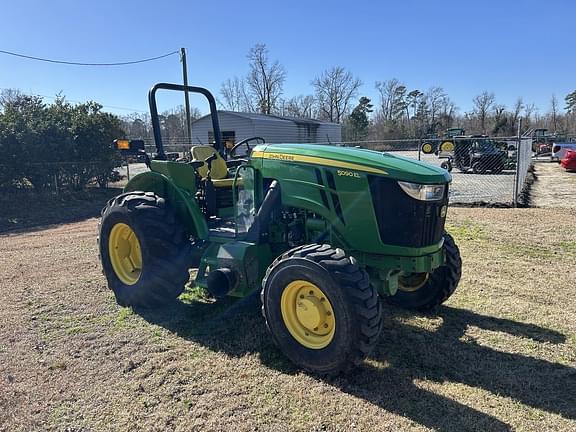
[[1, 206, 575, 431]]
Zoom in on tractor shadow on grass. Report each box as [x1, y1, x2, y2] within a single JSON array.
[[137, 297, 574, 432], [338, 306, 574, 431], [0, 188, 118, 234]]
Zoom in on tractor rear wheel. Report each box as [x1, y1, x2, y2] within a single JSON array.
[[99, 191, 192, 307], [387, 233, 461, 312], [261, 244, 382, 376]]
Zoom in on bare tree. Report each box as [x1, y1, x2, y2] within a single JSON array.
[[313, 66, 362, 123], [426, 87, 450, 132], [246, 44, 286, 114], [550, 94, 559, 132], [121, 112, 150, 138], [220, 77, 254, 112], [472, 91, 495, 133], [524, 102, 538, 126], [283, 95, 316, 118], [438, 98, 457, 131], [0, 88, 23, 109], [375, 79, 407, 121], [491, 104, 507, 135], [511, 97, 524, 132]]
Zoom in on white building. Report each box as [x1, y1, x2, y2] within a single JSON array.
[[191, 111, 341, 146]]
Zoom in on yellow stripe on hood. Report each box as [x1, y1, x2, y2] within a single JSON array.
[[251, 151, 388, 175]]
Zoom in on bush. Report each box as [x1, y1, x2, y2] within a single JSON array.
[[0, 92, 124, 191]]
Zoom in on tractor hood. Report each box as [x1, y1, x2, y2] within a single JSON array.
[[251, 143, 451, 184]]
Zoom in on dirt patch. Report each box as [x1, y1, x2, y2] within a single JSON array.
[[531, 161, 576, 208], [0, 208, 575, 431]]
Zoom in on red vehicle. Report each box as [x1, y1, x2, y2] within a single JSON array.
[[560, 150, 576, 171]]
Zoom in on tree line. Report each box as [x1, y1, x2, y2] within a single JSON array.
[[120, 43, 576, 142], [0, 90, 123, 191], [216, 43, 576, 141], [119, 106, 201, 146], [118, 43, 576, 143]]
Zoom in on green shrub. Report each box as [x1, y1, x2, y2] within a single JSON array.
[[0, 92, 124, 191]]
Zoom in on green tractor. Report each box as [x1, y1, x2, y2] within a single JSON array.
[[99, 83, 462, 375], [422, 129, 507, 174]]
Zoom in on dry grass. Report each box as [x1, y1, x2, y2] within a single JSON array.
[[0, 207, 575, 431]]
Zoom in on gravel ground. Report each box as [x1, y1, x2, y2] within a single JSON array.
[[400, 152, 516, 204], [531, 161, 576, 208], [1, 207, 575, 432]]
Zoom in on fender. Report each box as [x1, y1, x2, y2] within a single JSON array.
[[124, 171, 208, 240]]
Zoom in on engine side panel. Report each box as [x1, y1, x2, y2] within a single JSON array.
[[254, 155, 443, 256]]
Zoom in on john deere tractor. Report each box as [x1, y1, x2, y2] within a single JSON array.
[[99, 83, 462, 375], [422, 129, 507, 174]]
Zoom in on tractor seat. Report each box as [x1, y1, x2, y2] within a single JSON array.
[[191, 146, 241, 188]]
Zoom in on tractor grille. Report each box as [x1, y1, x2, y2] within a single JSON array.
[[368, 176, 448, 248]]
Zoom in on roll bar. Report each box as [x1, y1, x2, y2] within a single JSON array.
[[148, 83, 223, 160]]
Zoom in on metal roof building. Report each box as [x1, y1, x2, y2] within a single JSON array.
[[191, 111, 341, 146]]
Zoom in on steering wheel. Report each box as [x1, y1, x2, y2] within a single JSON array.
[[229, 137, 265, 158]]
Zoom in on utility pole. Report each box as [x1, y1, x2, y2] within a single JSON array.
[[180, 47, 192, 146]]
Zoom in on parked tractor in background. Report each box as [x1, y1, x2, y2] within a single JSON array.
[[420, 128, 464, 158], [529, 128, 576, 160], [99, 83, 462, 375], [422, 129, 507, 174], [532, 128, 553, 155]]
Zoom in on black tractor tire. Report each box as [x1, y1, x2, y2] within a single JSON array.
[[421, 142, 435, 155], [261, 244, 383, 376], [99, 191, 192, 308], [472, 161, 486, 174], [386, 233, 462, 312], [455, 162, 469, 173], [440, 161, 453, 172], [491, 164, 504, 174]]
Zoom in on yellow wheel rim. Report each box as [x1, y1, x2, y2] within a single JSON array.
[[422, 143, 433, 154], [440, 141, 454, 152], [108, 223, 142, 285], [280, 280, 335, 349], [398, 272, 429, 292]]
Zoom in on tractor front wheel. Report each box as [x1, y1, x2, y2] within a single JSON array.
[[472, 161, 486, 174], [99, 192, 192, 307], [387, 233, 462, 312], [261, 244, 382, 376], [440, 160, 453, 172]]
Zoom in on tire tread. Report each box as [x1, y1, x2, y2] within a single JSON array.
[[99, 191, 192, 307], [261, 244, 383, 375]]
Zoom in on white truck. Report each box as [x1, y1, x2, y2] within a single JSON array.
[[551, 143, 576, 162]]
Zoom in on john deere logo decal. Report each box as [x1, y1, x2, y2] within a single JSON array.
[[268, 153, 295, 161], [259, 152, 388, 175]]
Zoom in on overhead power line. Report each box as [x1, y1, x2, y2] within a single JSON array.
[[0, 49, 179, 66]]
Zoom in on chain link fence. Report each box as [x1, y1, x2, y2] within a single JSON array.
[[333, 135, 534, 206], [0, 160, 122, 193], [514, 138, 535, 204], [120, 134, 535, 206]]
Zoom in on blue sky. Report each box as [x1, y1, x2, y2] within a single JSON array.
[[0, 0, 574, 117]]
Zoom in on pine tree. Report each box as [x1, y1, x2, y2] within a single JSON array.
[[347, 97, 373, 141], [565, 90, 576, 114]]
